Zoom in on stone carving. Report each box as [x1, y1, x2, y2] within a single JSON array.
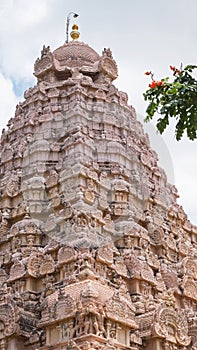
[[181, 257, 197, 279], [39, 254, 55, 276], [73, 302, 107, 337], [114, 256, 128, 277], [9, 258, 26, 281], [0, 28, 195, 350], [58, 246, 77, 264], [34, 45, 54, 77], [181, 276, 197, 300], [27, 249, 45, 277], [124, 254, 155, 284], [153, 305, 191, 346], [106, 293, 137, 328], [161, 267, 180, 292], [55, 292, 74, 319], [96, 244, 114, 266], [0, 270, 8, 287], [100, 48, 118, 80], [4, 173, 21, 197], [84, 179, 96, 204], [45, 169, 58, 188], [0, 302, 19, 338]]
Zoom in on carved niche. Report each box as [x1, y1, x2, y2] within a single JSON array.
[[153, 306, 191, 346]]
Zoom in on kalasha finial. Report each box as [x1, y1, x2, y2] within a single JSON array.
[[70, 23, 80, 40], [65, 12, 79, 43]]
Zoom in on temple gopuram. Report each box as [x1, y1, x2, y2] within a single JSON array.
[[0, 23, 196, 350]]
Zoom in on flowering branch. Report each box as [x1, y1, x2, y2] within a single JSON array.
[[143, 65, 197, 140]]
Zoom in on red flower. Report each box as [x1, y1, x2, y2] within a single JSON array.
[[170, 65, 175, 71], [145, 71, 151, 75], [149, 81, 164, 89], [149, 81, 157, 89]]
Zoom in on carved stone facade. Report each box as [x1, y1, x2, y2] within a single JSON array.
[[0, 33, 196, 350]]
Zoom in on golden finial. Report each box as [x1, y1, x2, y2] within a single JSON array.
[[70, 23, 80, 40], [65, 12, 79, 43]]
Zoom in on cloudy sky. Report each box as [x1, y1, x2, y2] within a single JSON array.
[[0, 0, 196, 224]]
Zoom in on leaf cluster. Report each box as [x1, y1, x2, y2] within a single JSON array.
[[144, 65, 197, 140]]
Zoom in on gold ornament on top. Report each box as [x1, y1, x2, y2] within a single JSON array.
[[70, 24, 80, 40]]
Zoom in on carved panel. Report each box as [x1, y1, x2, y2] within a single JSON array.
[[39, 254, 55, 276], [106, 293, 137, 328], [9, 260, 26, 281], [153, 306, 191, 346], [58, 247, 77, 265]]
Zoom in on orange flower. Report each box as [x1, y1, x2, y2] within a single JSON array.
[[149, 81, 157, 89], [170, 65, 175, 71], [149, 81, 164, 89], [145, 71, 151, 75]]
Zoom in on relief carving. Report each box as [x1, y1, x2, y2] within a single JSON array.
[[106, 293, 137, 328], [58, 246, 77, 265], [27, 249, 45, 277], [153, 305, 191, 346], [39, 254, 55, 276], [0, 36, 195, 350], [9, 258, 26, 281], [55, 292, 74, 319], [100, 50, 118, 81], [5, 173, 21, 197]]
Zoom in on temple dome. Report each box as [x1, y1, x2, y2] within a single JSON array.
[[53, 41, 100, 68], [34, 40, 118, 82]]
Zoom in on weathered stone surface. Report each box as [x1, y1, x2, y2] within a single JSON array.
[[0, 33, 196, 350]]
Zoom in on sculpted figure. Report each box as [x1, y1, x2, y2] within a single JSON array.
[[41, 45, 50, 58], [62, 320, 75, 340], [95, 305, 107, 337], [74, 302, 86, 336]]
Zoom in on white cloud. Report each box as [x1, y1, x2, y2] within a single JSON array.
[[0, 0, 50, 80], [0, 73, 19, 131]]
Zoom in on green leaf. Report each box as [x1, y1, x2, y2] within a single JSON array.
[[146, 101, 157, 118], [143, 64, 197, 140]]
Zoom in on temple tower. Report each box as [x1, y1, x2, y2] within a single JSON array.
[[0, 24, 196, 350]]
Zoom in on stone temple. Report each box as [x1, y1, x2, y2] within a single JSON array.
[[0, 23, 196, 350]]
